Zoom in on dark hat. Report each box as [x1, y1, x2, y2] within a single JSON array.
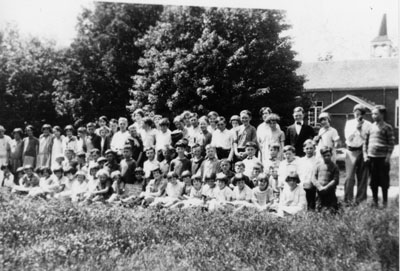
[[76, 151, 86, 157], [105, 149, 116, 156]]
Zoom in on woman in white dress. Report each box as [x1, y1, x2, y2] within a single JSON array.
[[51, 126, 65, 170]]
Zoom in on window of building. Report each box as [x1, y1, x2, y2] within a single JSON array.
[[307, 101, 323, 127]]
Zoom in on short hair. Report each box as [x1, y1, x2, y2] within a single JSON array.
[[232, 173, 246, 183], [303, 139, 315, 147], [266, 113, 280, 124], [216, 173, 228, 184], [12, 128, 23, 136], [220, 159, 230, 166], [353, 104, 367, 115], [207, 111, 219, 118], [144, 147, 155, 153], [286, 173, 300, 184], [77, 127, 86, 133], [97, 169, 110, 178], [86, 122, 95, 128], [318, 112, 331, 122], [283, 145, 296, 153], [110, 118, 118, 124], [191, 143, 201, 150], [198, 116, 209, 124], [216, 116, 226, 124], [53, 126, 62, 132], [261, 107, 272, 115], [99, 116, 108, 122], [118, 117, 128, 124], [181, 170, 191, 178], [205, 144, 216, 150], [293, 107, 304, 114], [245, 141, 258, 150], [111, 170, 122, 178], [133, 109, 145, 117], [167, 171, 179, 179], [373, 105, 387, 115], [240, 110, 252, 118], [159, 118, 170, 127], [41, 124, 52, 132], [173, 115, 184, 123], [64, 125, 74, 131], [256, 173, 269, 186], [230, 115, 240, 123], [235, 161, 245, 167], [269, 143, 281, 151], [320, 146, 332, 155], [128, 124, 136, 130], [25, 125, 34, 132], [143, 117, 155, 127], [189, 113, 198, 119], [91, 148, 100, 155]]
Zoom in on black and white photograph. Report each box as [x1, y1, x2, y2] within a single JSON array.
[[0, 0, 398, 270]]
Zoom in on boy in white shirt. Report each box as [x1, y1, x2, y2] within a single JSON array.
[[208, 173, 233, 211], [242, 142, 261, 178], [298, 139, 317, 210], [229, 173, 253, 208], [277, 145, 299, 191]]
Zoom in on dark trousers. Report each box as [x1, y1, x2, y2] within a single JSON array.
[[216, 148, 231, 160], [317, 188, 338, 212], [304, 187, 317, 211], [369, 157, 390, 204]]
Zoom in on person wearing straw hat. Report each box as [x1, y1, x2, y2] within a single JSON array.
[[314, 112, 340, 163], [9, 128, 24, 174]]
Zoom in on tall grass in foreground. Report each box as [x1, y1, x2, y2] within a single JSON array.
[[0, 192, 398, 271]]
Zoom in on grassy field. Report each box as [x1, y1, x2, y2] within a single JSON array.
[[0, 192, 398, 271]]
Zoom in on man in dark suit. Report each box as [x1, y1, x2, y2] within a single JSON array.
[[86, 122, 102, 154], [285, 107, 315, 157]]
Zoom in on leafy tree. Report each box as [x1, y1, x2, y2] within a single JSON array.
[[131, 7, 305, 126], [0, 25, 62, 130], [53, 2, 163, 125]]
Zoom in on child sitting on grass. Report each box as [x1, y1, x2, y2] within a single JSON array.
[[0, 164, 15, 191], [277, 172, 307, 216], [108, 170, 123, 203], [313, 146, 339, 212], [202, 173, 218, 208], [251, 173, 274, 211], [208, 173, 233, 211], [28, 167, 59, 198], [140, 167, 167, 206], [70, 171, 89, 202], [229, 173, 254, 209], [171, 174, 204, 209], [150, 171, 185, 208], [181, 170, 192, 197], [89, 169, 113, 202], [12, 165, 40, 194], [231, 161, 253, 189]]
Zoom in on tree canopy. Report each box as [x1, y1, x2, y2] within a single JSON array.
[[130, 7, 305, 125]]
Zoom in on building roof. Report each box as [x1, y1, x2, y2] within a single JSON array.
[[322, 94, 375, 112], [297, 58, 399, 90]]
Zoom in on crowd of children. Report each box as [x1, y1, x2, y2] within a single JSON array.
[[0, 104, 395, 215]]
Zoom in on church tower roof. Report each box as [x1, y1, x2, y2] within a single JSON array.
[[372, 14, 390, 42]]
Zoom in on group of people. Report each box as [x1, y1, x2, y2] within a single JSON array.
[[0, 103, 395, 215]]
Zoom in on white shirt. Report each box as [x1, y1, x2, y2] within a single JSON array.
[[110, 130, 130, 152], [187, 126, 202, 147], [215, 186, 234, 202], [252, 186, 273, 207], [344, 118, 371, 148], [277, 157, 299, 190], [155, 129, 172, 151], [233, 185, 253, 201], [278, 184, 307, 215], [140, 129, 157, 149], [165, 181, 185, 198], [295, 121, 303, 135], [298, 156, 317, 189], [211, 129, 234, 150], [143, 159, 160, 178], [243, 156, 260, 177], [0, 135, 11, 158]]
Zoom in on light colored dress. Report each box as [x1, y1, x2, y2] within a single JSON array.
[[51, 136, 65, 169], [36, 134, 53, 168]]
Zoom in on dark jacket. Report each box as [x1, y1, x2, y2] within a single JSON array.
[[285, 124, 315, 157]]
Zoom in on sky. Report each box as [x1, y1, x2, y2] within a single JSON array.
[[0, 0, 398, 62]]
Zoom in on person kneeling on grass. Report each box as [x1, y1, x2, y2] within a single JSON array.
[[276, 172, 307, 216], [207, 173, 234, 211], [107, 170, 123, 203], [312, 146, 339, 213], [150, 171, 185, 208]]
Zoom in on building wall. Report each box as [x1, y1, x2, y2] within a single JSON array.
[[306, 87, 398, 143]]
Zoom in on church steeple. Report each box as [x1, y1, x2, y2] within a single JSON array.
[[371, 14, 393, 58]]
